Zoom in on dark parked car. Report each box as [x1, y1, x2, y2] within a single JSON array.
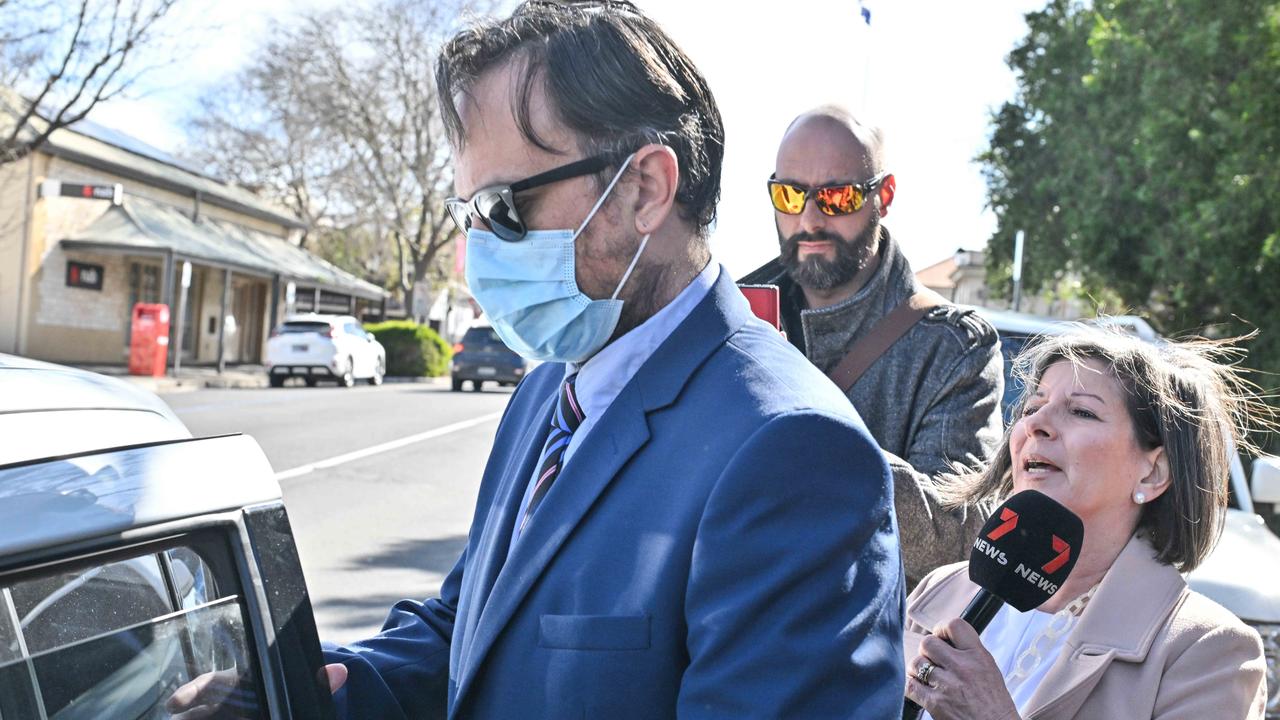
[[0, 354, 336, 719], [450, 325, 529, 392]]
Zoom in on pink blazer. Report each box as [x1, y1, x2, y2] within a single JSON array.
[[905, 534, 1268, 719]]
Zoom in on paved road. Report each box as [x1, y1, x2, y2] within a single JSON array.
[[163, 382, 514, 645]]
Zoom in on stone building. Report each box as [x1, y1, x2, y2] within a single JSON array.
[[1, 114, 386, 367]]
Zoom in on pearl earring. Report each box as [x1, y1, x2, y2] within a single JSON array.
[[1134, 491, 1147, 504]]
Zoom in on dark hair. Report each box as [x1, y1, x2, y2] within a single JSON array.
[[943, 326, 1275, 572], [436, 0, 724, 237]]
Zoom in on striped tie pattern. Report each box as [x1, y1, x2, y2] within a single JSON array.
[[519, 376, 584, 534]]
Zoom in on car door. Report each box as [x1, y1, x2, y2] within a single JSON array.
[[344, 322, 372, 377], [0, 435, 336, 719]]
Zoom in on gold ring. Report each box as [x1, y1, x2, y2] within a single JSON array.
[[916, 659, 935, 686]]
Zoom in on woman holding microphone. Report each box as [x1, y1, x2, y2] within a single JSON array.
[[904, 328, 1271, 719]]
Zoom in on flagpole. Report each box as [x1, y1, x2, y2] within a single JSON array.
[[859, 1, 872, 112]]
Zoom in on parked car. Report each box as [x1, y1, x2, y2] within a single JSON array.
[[0, 354, 336, 718], [972, 306, 1280, 717], [266, 314, 385, 388], [450, 324, 529, 392]]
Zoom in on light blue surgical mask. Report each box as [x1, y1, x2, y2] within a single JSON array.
[[465, 154, 650, 364]]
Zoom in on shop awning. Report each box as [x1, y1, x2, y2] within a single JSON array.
[[61, 196, 387, 302]]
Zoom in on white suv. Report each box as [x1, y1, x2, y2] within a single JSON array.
[[265, 314, 386, 388]]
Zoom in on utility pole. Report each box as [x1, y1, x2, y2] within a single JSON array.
[[174, 261, 191, 374], [1012, 230, 1025, 313]]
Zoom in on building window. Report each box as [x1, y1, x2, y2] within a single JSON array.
[[125, 262, 162, 345]]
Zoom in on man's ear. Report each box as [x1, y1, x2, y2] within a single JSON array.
[[630, 144, 679, 234], [877, 173, 896, 217]]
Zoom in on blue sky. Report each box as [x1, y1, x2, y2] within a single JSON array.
[[87, 0, 1046, 277]]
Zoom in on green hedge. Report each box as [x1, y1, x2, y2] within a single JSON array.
[[364, 320, 453, 377]]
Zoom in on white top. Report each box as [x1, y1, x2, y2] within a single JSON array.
[[920, 603, 1072, 720]]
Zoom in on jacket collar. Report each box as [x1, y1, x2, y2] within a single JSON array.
[[1020, 534, 1186, 719], [451, 268, 756, 712], [763, 228, 919, 370], [907, 535, 1187, 720]]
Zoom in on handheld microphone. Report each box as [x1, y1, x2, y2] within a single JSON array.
[[903, 490, 1084, 720]]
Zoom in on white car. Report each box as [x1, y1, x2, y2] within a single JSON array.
[[265, 314, 385, 388]]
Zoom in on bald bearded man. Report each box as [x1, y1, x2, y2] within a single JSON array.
[[744, 107, 1003, 588]]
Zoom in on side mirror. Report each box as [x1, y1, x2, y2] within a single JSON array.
[[1251, 455, 1280, 506], [170, 558, 196, 599]]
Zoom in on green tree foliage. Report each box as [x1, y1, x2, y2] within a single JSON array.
[[364, 320, 452, 378], [982, 0, 1280, 376]]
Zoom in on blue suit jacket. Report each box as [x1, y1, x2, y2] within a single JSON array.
[[324, 272, 905, 719]]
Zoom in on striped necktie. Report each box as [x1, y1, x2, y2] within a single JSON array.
[[519, 375, 584, 535]]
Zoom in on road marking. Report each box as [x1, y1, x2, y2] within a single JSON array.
[[274, 411, 505, 481]]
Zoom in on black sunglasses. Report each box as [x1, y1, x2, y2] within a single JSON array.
[[446, 154, 616, 242]]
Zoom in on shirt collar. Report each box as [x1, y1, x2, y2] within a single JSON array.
[[568, 259, 720, 423]]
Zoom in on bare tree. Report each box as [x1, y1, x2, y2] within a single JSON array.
[[187, 0, 474, 316], [0, 0, 180, 164], [187, 49, 355, 251]]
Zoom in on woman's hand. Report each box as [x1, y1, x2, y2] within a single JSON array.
[[905, 618, 1021, 720]]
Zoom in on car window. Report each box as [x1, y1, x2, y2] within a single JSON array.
[[167, 547, 218, 610], [0, 613, 40, 718], [0, 541, 265, 719], [278, 321, 331, 334], [462, 328, 502, 345], [996, 332, 1035, 426], [344, 322, 365, 337], [9, 555, 172, 654], [0, 590, 20, 665]]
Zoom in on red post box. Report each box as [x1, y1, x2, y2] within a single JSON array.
[[128, 303, 170, 377]]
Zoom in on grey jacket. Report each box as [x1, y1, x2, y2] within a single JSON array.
[[743, 229, 1003, 588]]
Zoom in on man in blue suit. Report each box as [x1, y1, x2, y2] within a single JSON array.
[[322, 3, 904, 717]]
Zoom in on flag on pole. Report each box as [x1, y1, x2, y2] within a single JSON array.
[[859, 0, 871, 25]]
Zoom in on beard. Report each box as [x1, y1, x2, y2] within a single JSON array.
[[778, 208, 881, 291]]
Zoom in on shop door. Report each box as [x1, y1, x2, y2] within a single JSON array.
[[231, 279, 266, 363], [179, 268, 203, 361]]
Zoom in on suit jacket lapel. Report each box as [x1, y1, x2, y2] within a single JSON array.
[[452, 269, 755, 707], [455, 389, 557, 675], [1023, 535, 1186, 720], [453, 379, 652, 706]]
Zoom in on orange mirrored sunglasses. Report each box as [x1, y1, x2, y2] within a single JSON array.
[[767, 172, 888, 216]]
